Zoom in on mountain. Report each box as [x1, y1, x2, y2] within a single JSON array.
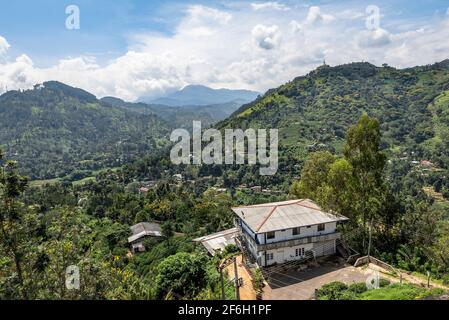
[[0, 81, 170, 180], [141, 85, 260, 106], [101, 97, 242, 128], [216, 60, 449, 190]]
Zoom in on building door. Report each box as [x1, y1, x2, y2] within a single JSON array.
[[276, 250, 285, 264]]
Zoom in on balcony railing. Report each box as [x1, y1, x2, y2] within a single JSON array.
[[256, 232, 341, 251]]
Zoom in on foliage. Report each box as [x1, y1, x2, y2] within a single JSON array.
[[0, 82, 169, 180], [317, 281, 446, 300], [154, 252, 208, 299]]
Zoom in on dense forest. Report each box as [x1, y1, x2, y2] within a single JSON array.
[[1, 61, 449, 299], [0, 82, 170, 180]]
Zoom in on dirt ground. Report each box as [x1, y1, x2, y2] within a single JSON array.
[[225, 255, 257, 300]]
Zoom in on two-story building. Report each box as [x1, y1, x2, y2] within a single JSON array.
[[232, 199, 348, 267]]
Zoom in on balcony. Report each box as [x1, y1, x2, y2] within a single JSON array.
[[256, 232, 341, 251], [235, 220, 342, 252]]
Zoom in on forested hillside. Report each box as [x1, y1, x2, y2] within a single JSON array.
[[221, 61, 449, 158], [0, 82, 170, 180], [101, 96, 242, 129], [2, 61, 449, 300], [217, 61, 449, 195]]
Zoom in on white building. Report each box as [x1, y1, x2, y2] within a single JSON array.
[[232, 199, 349, 267]]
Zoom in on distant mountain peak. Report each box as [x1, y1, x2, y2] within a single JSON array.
[[139, 85, 260, 107], [40, 81, 98, 103]]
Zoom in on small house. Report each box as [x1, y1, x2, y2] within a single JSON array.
[[128, 222, 163, 253]]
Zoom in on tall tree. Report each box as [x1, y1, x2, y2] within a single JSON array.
[[0, 149, 36, 299], [343, 114, 388, 228], [290, 151, 335, 201]]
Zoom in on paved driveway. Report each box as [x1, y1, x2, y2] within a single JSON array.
[[263, 258, 369, 300]]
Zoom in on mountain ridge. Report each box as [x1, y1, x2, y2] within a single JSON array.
[[140, 84, 260, 106], [0, 81, 170, 180]]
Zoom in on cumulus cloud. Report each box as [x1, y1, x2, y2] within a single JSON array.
[[1, 3, 449, 100], [358, 28, 392, 47], [289, 20, 303, 34], [252, 24, 281, 50], [0, 36, 10, 55], [179, 5, 232, 36], [305, 6, 335, 25], [251, 2, 290, 11]]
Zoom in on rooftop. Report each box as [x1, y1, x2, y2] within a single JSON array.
[[193, 227, 238, 256], [128, 222, 162, 243], [231, 199, 348, 233]]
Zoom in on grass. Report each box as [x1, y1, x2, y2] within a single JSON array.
[[360, 284, 445, 300], [29, 178, 61, 187]]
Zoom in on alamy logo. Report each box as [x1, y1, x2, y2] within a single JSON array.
[[365, 270, 380, 290], [170, 121, 279, 175], [65, 265, 80, 290], [66, 5, 80, 30]]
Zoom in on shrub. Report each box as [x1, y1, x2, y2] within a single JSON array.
[[224, 244, 240, 255], [252, 268, 265, 299], [316, 281, 348, 300], [348, 282, 368, 294], [379, 278, 391, 288]]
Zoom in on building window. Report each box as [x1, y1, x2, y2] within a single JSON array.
[[318, 224, 325, 232], [292, 227, 301, 236], [266, 232, 275, 240], [295, 248, 305, 257], [267, 253, 274, 260]]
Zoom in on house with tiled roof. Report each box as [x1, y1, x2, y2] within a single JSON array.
[[232, 199, 349, 267]]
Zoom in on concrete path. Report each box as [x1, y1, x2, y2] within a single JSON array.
[[263, 263, 368, 300]]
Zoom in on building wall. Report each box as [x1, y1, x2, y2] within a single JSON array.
[[263, 222, 337, 244], [236, 218, 339, 267], [262, 239, 337, 267]]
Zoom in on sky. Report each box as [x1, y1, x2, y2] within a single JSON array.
[[1, 0, 449, 101]]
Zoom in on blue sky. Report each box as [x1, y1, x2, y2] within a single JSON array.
[[1, 0, 449, 100]]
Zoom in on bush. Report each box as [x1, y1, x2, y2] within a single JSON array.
[[223, 244, 240, 255], [316, 281, 348, 300], [252, 268, 265, 299], [348, 282, 368, 294], [155, 252, 208, 299], [441, 274, 449, 285], [380, 278, 391, 288]]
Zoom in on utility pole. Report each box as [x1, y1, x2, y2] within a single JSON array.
[[367, 219, 373, 259], [233, 257, 240, 300], [219, 267, 226, 300]]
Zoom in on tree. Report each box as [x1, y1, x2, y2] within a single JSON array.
[[0, 150, 40, 299], [319, 159, 356, 217], [344, 114, 388, 228], [290, 151, 335, 200], [155, 252, 208, 299]]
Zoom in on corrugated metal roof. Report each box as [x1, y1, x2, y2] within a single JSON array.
[[232, 199, 348, 233], [193, 227, 238, 256], [128, 222, 162, 243]]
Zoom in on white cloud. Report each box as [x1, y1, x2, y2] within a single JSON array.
[[289, 20, 303, 34], [0, 36, 10, 55], [251, 2, 290, 11], [305, 6, 335, 25], [178, 5, 232, 36], [1, 4, 449, 101], [358, 28, 392, 47], [252, 24, 281, 50]]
